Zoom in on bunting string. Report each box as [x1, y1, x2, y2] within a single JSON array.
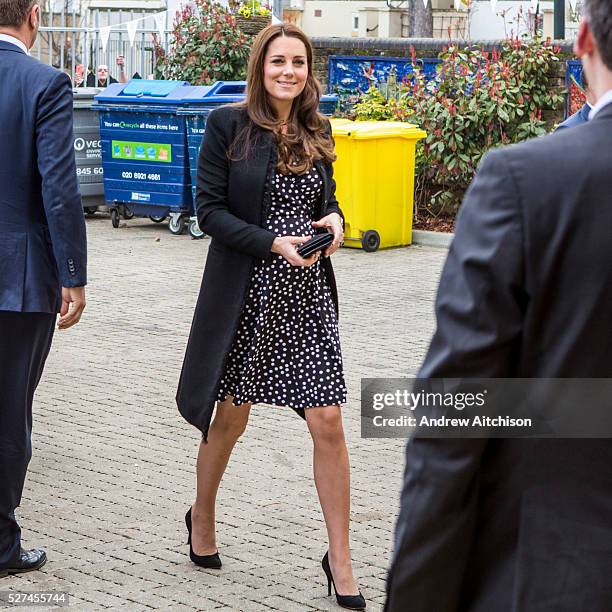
[[86, 10, 168, 48]]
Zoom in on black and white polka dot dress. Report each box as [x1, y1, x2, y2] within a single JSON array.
[[217, 166, 347, 410]]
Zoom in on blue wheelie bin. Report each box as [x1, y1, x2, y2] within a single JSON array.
[[94, 80, 193, 235], [178, 81, 246, 239], [177, 82, 339, 239], [319, 93, 340, 116]]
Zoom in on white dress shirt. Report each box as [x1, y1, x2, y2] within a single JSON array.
[[588, 89, 612, 120], [0, 33, 28, 54]]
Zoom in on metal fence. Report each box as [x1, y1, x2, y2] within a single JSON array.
[[33, 4, 171, 87]]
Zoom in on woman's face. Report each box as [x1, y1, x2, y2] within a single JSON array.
[[263, 35, 308, 109]]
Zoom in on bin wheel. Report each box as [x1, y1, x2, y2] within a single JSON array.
[[149, 214, 167, 223], [188, 219, 205, 240], [168, 215, 186, 235], [124, 207, 135, 220], [362, 230, 380, 252], [110, 208, 120, 228], [84, 206, 98, 217]]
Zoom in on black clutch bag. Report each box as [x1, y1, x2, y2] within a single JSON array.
[[297, 232, 334, 258]]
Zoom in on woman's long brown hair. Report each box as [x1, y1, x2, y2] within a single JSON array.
[[229, 23, 336, 174]]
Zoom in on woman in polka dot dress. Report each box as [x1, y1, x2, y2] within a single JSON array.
[[178, 23, 366, 611], [217, 168, 346, 411]]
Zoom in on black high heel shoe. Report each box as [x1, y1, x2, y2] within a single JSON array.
[[322, 551, 366, 610], [185, 508, 222, 569]]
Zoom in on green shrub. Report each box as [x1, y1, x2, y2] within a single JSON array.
[[351, 87, 413, 121], [153, 0, 251, 85], [348, 38, 564, 218]]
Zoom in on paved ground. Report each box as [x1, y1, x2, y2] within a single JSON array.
[[2, 214, 447, 611]]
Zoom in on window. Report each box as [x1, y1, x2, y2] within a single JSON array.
[[352, 13, 359, 31], [314, 9, 322, 17]]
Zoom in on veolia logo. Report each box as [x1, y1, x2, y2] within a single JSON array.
[[74, 138, 101, 151]]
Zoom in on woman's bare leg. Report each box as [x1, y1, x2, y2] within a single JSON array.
[[191, 396, 251, 555], [306, 405, 359, 595]]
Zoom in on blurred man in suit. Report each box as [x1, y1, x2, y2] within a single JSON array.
[[0, 0, 87, 577], [385, 0, 612, 609]]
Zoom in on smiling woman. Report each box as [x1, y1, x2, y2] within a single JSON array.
[[229, 23, 337, 175], [264, 38, 308, 105], [176, 22, 366, 612]]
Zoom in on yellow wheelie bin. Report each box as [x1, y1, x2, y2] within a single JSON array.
[[330, 120, 426, 251]]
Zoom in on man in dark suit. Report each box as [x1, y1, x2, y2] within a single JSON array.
[[385, 1, 612, 610], [0, 0, 87, 577]]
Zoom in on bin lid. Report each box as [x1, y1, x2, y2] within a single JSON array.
[[180, 85, 214, 101], [332, 120, 426, 140], [178, 82, 337, 105], [94, 79, 190, 104], [73, 87, 106, 108], [208, 81, 246, 96], [329, 118, 353, 128], [73, 86, 105, 98], [320, 93, 339, 104], [179, 81, 246, 104]]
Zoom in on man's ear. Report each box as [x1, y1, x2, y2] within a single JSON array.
[[575, 17, 595, 58], [28, 4, 40, 29]]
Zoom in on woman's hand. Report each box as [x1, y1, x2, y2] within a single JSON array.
[[271, 236, 321, 267], [312, 213, 344, 256]]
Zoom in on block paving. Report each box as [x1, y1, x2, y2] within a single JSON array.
[[2, 215, 447, 611]]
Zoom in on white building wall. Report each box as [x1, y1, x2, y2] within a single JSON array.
[[468, 0, 554, 39], [294, 0, 576, 41], [300, 0, 386, 38]]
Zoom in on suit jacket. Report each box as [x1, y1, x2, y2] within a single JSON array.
[[0, 40, 87, 313], [385, 105, 612, 612], [177, 105, 344, 440], [555, 102, 590, 131]]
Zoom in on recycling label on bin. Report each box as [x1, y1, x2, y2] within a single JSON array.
[[101, 119, 180, 132], [112, 140, 172, 163]]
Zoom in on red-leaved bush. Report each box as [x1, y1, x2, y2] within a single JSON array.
[[153, 0, 250, 85]]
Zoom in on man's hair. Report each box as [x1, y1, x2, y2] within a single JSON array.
[[585, 0, 612, 71], [0, 0, 35, 28]]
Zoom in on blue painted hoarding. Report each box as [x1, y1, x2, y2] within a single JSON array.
[[328, 55, 440, 109]]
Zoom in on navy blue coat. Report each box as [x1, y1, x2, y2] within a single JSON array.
[[0, 40, 87, 313]]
